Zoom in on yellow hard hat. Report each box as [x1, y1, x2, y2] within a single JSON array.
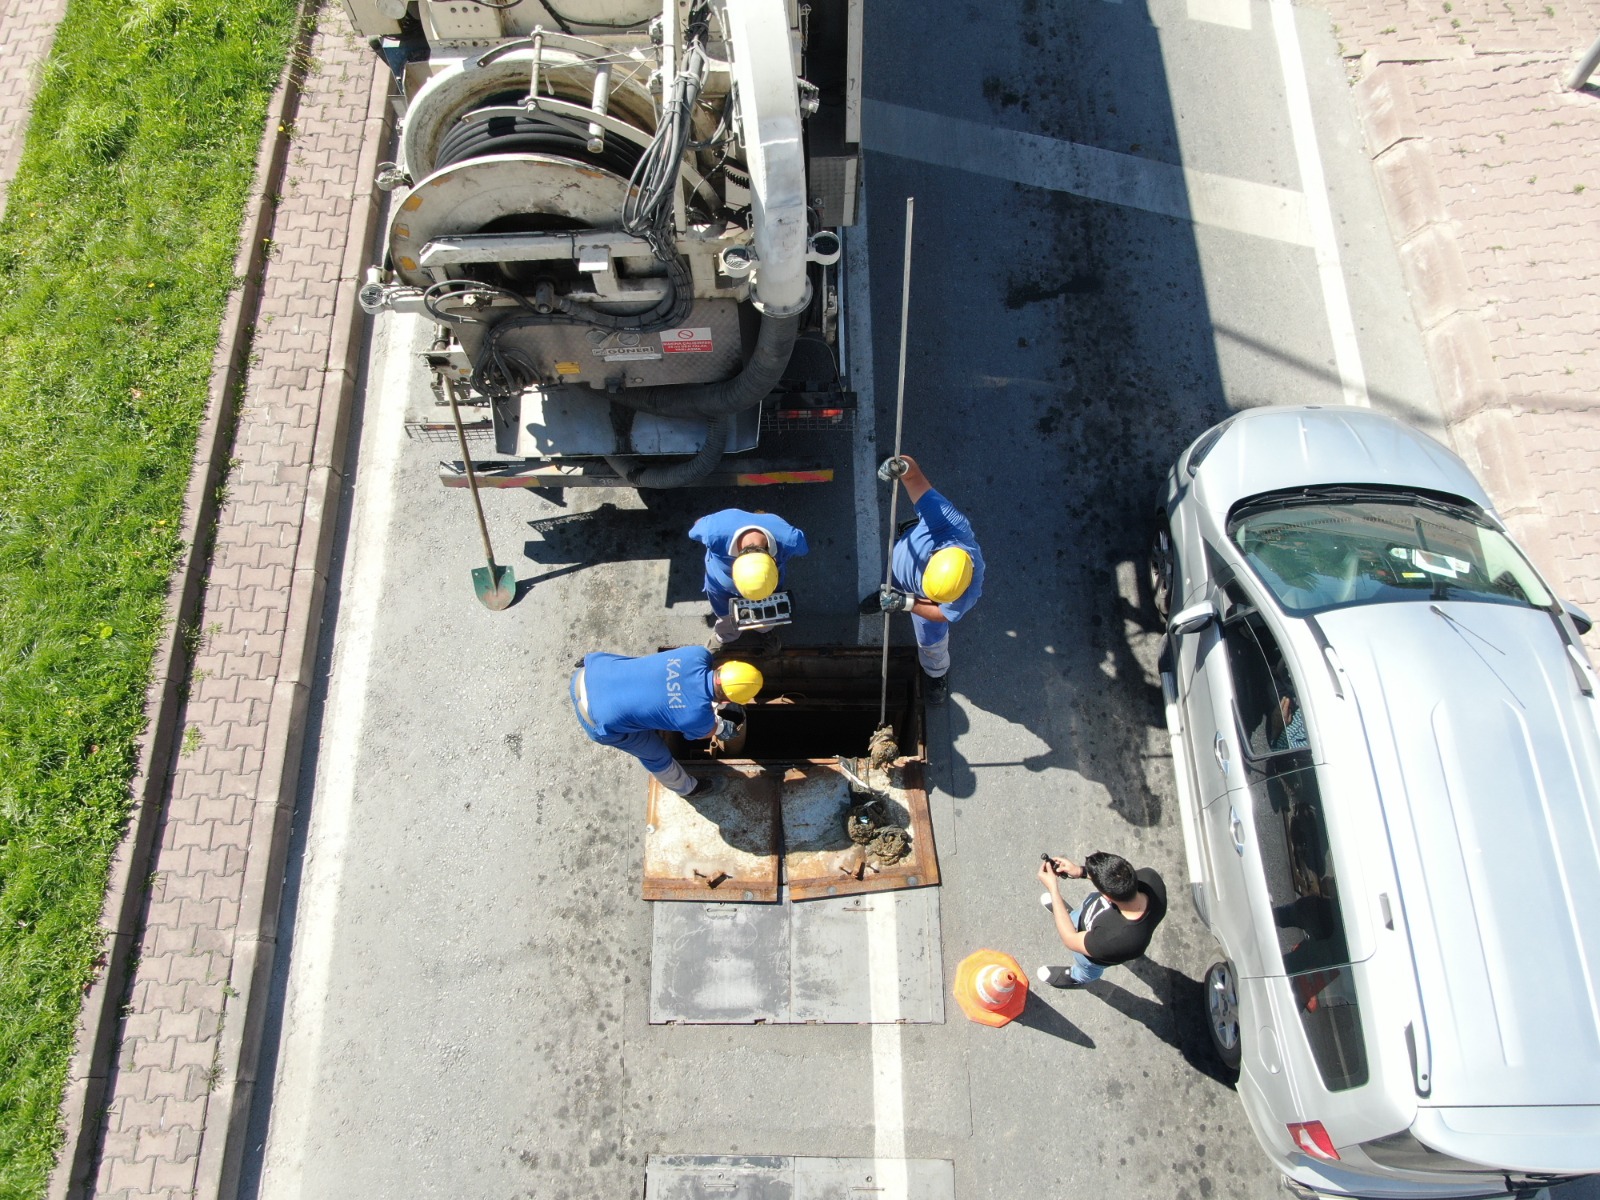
[[922, 546, 973, 604], [717, 660, 764, 704], [732, 550, 779, 600]]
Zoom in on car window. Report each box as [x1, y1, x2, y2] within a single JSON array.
[[1291, 967, 1369, 1092], [1250, 761, 1347, 973], [1222, 611, 1308, 759], [1229, 491, 1554, 617], [1250, 760, 1368, 1091]]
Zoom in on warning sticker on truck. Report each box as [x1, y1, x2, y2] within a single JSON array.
[[661, 327, 715, 353]]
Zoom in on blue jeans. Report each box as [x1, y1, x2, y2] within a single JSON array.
[[1068, 899, 1108, 984]]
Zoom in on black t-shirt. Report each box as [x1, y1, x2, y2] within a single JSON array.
[[1079, 868, 1168, 966]]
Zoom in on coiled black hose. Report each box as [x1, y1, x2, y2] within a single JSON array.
[[434, 111, 644, 178]]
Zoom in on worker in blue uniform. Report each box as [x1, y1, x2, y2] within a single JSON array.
[[688, 508, 809, 651], [861, 454, 984, 705], [570, 647, 764, 798]]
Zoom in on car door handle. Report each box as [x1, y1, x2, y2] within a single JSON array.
[[1230, 808, 1246, 855], [1214, 732, 1230, 774]]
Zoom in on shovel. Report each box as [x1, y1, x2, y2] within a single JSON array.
[[445, 380, 516, 610]]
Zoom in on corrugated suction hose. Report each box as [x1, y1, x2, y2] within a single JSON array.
[[601, 311, 799, 487]]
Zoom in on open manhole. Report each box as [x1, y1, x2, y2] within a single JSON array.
[[644, 647, 937, 903]]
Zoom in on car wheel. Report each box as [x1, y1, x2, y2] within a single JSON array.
[[1150, 525, 1175, 620], [1204, 960, 1243, 1070]]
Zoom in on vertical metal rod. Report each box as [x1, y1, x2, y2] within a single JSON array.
[[879, 196, 914, 727], [445, 378, 501, 574]]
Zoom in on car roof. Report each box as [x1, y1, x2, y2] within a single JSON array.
[[1316, 600, 1600, 1108], [1189, 406, 1494, 520]]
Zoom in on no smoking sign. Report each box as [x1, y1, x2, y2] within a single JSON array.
[[661, 327, 714, 353]]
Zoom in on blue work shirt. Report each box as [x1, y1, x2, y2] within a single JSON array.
[[582, 648, 718, 739], [688, 509, 809, 597], [891, 489, 985, 622]]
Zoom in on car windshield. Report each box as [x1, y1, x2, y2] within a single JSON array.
[[1228, 490, 1554, 617]]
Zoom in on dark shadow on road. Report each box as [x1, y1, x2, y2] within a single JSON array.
[[1012, 988, 1097, 1049], [1094, 955, 1238, 1088], [865, 0, 1236, 820], [523, 502, 704, 603]]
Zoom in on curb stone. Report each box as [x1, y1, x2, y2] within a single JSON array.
[[198, 54, 394, 1200]]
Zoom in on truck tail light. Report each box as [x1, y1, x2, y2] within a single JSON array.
[[1287, 1121, 1340, 1161]]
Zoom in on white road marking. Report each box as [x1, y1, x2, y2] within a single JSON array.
[[257, 312, 421, 1196], [844, 198, 910, 1197], [863, 99, 1311, 246], [869, 897, 909, 1200], [1187, 0, 1252, 29], [1269, 0, 1370, 406]]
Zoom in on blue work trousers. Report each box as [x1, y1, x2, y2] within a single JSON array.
[[571, 671, 677, 777]]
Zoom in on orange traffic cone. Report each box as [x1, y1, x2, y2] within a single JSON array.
[[953, 949, 1028, 1027]]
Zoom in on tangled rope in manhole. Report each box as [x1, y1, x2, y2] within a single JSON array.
[[845, 800, 910, 864], [867, 725, 898, 770]]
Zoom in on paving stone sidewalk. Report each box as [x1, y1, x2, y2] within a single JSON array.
[[0, 0, 70, 219], [1322, 0, 1600, 647]]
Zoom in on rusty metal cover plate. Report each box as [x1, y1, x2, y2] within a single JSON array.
[[643, 766, 780, 903], [780, 762, 940, 901]]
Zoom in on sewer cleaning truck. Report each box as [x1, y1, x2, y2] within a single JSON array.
[[344, 0, 860, 489]]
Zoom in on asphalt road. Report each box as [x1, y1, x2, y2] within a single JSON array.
[[240, 0, 1457, 1196]]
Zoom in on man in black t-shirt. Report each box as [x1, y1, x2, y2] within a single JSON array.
[[1036, 851, 1168, 988]]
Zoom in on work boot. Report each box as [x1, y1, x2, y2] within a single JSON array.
[[923, 672, 950, 705], [684, 776, 721, 800], [1037, 965, 1084, 989], [705, 633, 731, 652]]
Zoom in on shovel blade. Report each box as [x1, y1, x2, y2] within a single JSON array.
[[473, 563, 516, 610]]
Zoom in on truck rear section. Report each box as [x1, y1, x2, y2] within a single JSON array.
[[344, 0, 861, 489]]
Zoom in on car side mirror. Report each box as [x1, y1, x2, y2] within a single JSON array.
[[1169, 602, 1216, 636], [1564, 600, 1593, 636]]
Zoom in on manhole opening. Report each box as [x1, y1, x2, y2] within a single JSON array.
[[667, 646, 924, 762]]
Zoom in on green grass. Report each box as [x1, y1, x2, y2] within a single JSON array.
[[0, 0, 299, 1193]]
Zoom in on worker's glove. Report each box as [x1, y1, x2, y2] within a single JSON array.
[[877, 455, 909, 482], [714, 717, 740, 741], [878, 586, 916, 613]]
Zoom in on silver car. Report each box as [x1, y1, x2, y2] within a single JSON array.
[[1153, 405, 1600, 1199]]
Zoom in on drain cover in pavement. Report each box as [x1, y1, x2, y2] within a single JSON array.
[[649, 887, 943, 1024], [644, 1155, 955, 1199]]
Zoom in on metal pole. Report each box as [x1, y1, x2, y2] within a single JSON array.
[[879, 196, 914, 727], [1568, 32, 1600, 90]]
